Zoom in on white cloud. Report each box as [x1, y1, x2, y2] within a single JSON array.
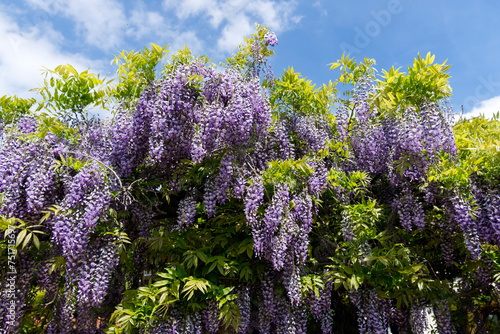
[[290, 15, 303, 23], [162, 0, 299, 52], [24, 0, 200, 55], [0, 2, 203, 101], [124, 3, 203, 57], [20, 0, 300, 60], [0, 10, 102, 98], [465, 95, 500, 119], [127, 7, 167, 39], [217, 14, 253, 52], [26, 0, 127, 50], [168, 31, 204, 55], [247, 1, 294, 31], [165, 0, 217, 22], [313, 0, 328, 16]]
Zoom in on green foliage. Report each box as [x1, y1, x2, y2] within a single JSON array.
[[9, 219, 45, 250], [34, 64, 111, 119], [322, 198, 446, 309], [0, 95, 35, 125], [216, 287, 241, 332], [270, 67, 337, 116], [327, 170, 370, 197], [330, 52, 451, 113], [300, 274, 324, 298], [344, 199, 382, 241], [263, 158, 314, 187], [104, 197, 262, 332], [329, 53, 376, 87], [107, 260, 244, 333], [110, 43, 169, 104], [373, 52, 452, 112], [31, 113, 81, 144], [163, 45, 212, 76], [429, 113, 500, 188]]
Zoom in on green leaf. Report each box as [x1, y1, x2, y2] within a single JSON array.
[[32, 234, 40, 249], [22, 232, 32, 249], [16, 229, 27, 248]]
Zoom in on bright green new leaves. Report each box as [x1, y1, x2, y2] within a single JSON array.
[[34, 64, 110, 120], [429, 114, 500, 187], [107, 266, 186, 333], [454, 114, 500, 173], [181, 276, 211, 300], [329, 54, 376, 87], [0, 215, 45, 252], [110, 43, 169, 104], [0, 95, 35, 125], [300, 274, 325, 299], [325, 199, 382, 291], [373, 52, 451, 112], [327, 234, 434, 308], [270, 67, 337, 116], [107, 267, 183, 333], [10, 219, 45, 250], [216, 287, 241, 332], [263, 158, 314, 187], [164, 45, 212, 75], [14, 43, 169, 123], [330, 52, 451, 113], [344, 199, 382, 241], [328, 170, 369, 193]]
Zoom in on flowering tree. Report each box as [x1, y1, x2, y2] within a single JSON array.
[[1, 25, 500, 334]]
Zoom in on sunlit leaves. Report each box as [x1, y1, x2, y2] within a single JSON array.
[[0, 95, 35, 126], [373, 52, 452, 112], [181, 277, 211, 300], [110, 43, 169, 104], [216, 287, 241, 331], [34, 64, 111, 120], [329, 53, 376, 88], [301, 274, 324, 298], [343, 199, 381, 240], [1, 217, 45, 250], [270, 67, 337, 116], [263, 158, 314, 189], [428, 114, 500, 187]]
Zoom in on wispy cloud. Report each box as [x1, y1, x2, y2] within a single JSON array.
[[169, 31, 204, 55], [163, 0, 219, 23], [465, 95, 500, 119], [26, 0, 127, 50], [313, 0, 328, 16], [162, 0, 300, 52], [23, 0, 203, 55], [126, 6, 168, 40], [0, 9, 101, 97], [0, 0, 207, 99], [217, 13, 253, 52]]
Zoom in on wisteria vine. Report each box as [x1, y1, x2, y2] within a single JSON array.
[[1, 30, 499, 334]]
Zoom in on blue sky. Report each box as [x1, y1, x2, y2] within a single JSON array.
[[1, 0, 499, 118]]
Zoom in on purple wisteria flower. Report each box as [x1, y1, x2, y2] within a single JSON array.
[[264, 32, 278, 46]]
